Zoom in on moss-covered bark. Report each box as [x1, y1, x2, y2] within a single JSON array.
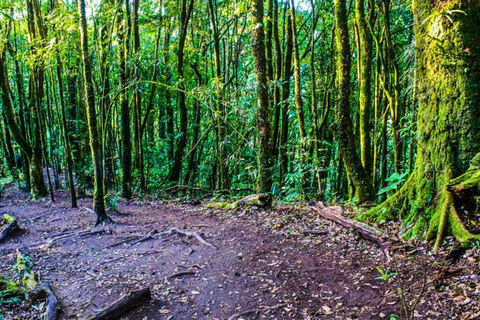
[[333, 0, 374, 203], [78, 0, 112, 224], [252, 0, 273, 193], [361, 0, 480, 246]]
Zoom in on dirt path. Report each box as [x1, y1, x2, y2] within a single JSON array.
[[1, 187, 479, 319]]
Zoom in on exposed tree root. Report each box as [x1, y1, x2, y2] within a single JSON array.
[[169, 227, 217, 249], [42, 281, 60, 320], [0, 228, 110, 255], [360, 168, 480, 249], [0, 214, 18, 242], [88, 287, 151, 320]]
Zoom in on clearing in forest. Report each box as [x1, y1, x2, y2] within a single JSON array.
[[1, 185, 479, 319]]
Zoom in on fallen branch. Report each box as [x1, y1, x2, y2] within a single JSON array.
[[311, 202, 391, 259], [228, 309, 259, 320], [89, 287, 151, 320], [302, 229, 328, 236], [166, 271, 198, 279], [42, 281, 60, 320], [0, 215, 18, 242], [170, 227, 217, 249]]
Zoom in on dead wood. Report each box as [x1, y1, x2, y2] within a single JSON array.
[[0, 217, 18, 242], [228, 309, 260, 320], [166, 271, 198, 279], [302, 229, 328, 236], [42, 281, 60, 320], [89, 287, 151, 320], [170, 227, 217, 249], [311, 202, 391, 258], [237, 193, 272, 208]]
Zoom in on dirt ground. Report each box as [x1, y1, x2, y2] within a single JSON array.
[[1, 184, 479, 320]]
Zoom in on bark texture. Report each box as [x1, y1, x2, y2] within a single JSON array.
[[362, 0, 480, 246]]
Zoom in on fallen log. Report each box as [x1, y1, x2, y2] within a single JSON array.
[[0, 214, 18, 242], [89, 287, 151, 320], [43, 281, 60, 320], [311, 202, 391, 258]]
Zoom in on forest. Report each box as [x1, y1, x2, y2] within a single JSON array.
[[0, 0, 480, 319]]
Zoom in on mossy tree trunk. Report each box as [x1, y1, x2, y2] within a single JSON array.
[[333, 0, 374, 203], [252, 0, 273, 193], [355, 0, 373, 177], [362, 0, 480, 246], [78, 0, 112, 224], [117, 0, 133, 199]]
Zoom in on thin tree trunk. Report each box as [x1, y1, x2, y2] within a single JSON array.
[[77, 0, 112, 224]]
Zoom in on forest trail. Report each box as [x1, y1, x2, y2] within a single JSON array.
[[0, 185, 478, 319]]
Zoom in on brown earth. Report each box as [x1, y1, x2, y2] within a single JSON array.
[[0, 184, 479, 320]]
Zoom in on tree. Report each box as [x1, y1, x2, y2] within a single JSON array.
[[333, 0, 374, 203], [117, 0, 133, 199], [362, 0, 480, 247], [251, 0, 273, 193], [77, 0, 112, 224], [169, 0, 195, 185], [355, 0, 373, 176]]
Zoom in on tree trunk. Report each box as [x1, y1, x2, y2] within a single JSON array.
[[355, 0, 373, 176], [279, 5, 293, 184], [169, 0, 195, 184], [333, 0, 374, 203], [251, 0, 273, 193], [117, 0, 133, 199], [362, 0, 480, 246], [77, 0, 112, 224]]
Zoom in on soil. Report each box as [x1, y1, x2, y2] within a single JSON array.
[[0, 184, 479, 320]]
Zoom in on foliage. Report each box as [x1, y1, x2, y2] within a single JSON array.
[[377, 171, 409, 196]]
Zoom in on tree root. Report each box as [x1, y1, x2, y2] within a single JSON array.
[[0, 214, 18, 242], [88, 287, 151, 320], [0, 228, 110, 255], [169, 227, 217, 249], [360, 170, 480, 250], [42, 281, 60, 320]]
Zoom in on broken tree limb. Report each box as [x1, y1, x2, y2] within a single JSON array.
[[42, 281, 60, 320], [302, 230, 328, 236], [89, 287, 151, 320], [311, 202, 391, 258], [166, 271, 198, 279], [170, 227, 217, 249], [0, 214, 18, 242]]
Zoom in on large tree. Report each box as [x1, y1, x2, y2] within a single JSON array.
[[362, 0, 480, 247]]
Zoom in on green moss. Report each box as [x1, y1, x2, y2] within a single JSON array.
[[204, 201, 238, 210], [2, 214, 15, 224]]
